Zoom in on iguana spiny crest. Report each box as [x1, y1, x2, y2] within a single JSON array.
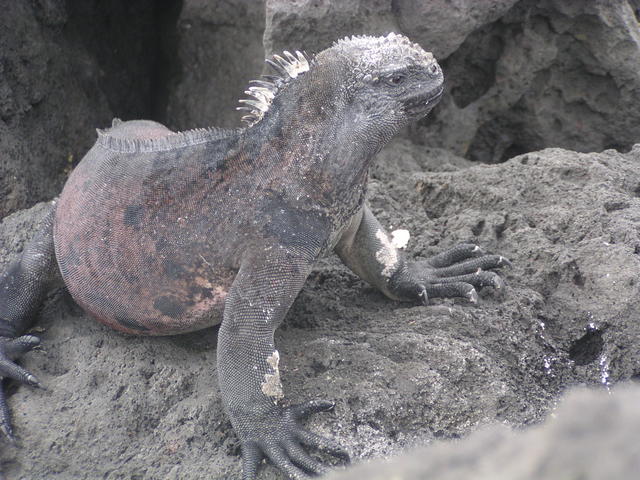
[[238, 32, 443, 130]]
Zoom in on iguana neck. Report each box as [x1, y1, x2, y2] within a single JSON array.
[[242, 73, 383, 216]]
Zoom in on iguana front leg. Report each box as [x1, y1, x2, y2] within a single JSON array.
[[218, 245, 348, 479], [335, 205, 510, 304]]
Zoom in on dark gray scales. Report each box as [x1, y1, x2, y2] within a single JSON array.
[[0, 33, 509, 479]]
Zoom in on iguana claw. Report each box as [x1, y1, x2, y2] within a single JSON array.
[[402, 243, 510, 304], [0, 334, 42, 442], [238, 399, 348, 479]]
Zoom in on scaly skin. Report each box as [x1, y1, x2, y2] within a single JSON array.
[[0, 33, 510, 478]]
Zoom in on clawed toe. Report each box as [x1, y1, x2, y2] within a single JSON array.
[[467, 287, 478, 303], [427, 243, 484, 268], [425, 282, 476, 302], [0, 356, 41, 388], [408, 243, 510, 303], [239, 398, 348, 479], [418, 287, 428, 306], [290, 400, 335, 420], [2, 335, 40, 360], [0, 334, 43, 443], [0, 386, 15, 443], [433, 255, 510, 277]]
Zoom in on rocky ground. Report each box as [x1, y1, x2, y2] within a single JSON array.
[[1, 0, 640, 479], [2, 141, 640, 479]]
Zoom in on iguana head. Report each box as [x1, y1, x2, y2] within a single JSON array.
[[239, 33, 443, 141], [328, 33, 444, 124]]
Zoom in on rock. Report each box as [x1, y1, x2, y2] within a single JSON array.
[[163, 0, 266, 129], [264, 0, 397, 56], [263, 0, 518, 58], [2, 142, 639, 478], [431, 0, 640, 162], [0, 0, 168, 218], [325, 384, 640, 480], [413, 145, 640, 383], [264, 0, 640, 161]]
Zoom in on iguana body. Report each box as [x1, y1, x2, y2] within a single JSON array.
[[0, 34, 509, 479]]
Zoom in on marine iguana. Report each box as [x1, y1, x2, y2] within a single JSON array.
[[0, 33, 510, 479]]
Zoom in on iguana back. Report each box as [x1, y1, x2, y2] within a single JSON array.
[[54, 120, 242, 335]]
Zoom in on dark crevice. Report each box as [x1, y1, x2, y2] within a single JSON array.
[[568, 327, 603, 366], [603, 142, 631, 153], [64, 0, 156, 119], [471, 219, 485, 237], [501, 144, 528, 162], [151, 0, 183, 122], [443, 22, 505, 109], [63, 0, 183, 122]]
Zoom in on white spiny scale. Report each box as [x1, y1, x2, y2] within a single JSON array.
[[281, 51, 310, 78], [237, 50, 312, 126], [283, 50, 298, 64], [247, 86, 275, 102], [249, 79, 278, 93], [295, 51, 309, 71], [272, 54, 289, 70], [238, 98, 268, 112]]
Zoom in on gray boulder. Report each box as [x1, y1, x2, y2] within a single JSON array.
[[326, 384, 640, 480], [0, 0, 167, 217], [163, 0, 266, 130]]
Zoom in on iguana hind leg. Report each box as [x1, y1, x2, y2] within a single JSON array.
[[0, 200, 60, 441]]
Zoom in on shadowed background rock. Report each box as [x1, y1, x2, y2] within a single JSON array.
[[1, 0, 640, 478]]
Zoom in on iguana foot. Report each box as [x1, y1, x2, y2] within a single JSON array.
[[0, 334, 41, 441], [392, 243, 511, 304], [237, 399, 349, 480]]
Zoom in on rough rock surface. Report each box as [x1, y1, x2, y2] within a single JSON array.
[[1, 142, 639, 479], [264, 0, 519, 59], [0, 0, 172, 218], [2, 0, 640, 478], [4, 0, 640, 208], [325, 385, 640, 480], [265, 0, 640, 160], [163, 0, 266, 130]]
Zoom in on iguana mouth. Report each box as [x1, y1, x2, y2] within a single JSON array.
[[404, 84, 445, 117]]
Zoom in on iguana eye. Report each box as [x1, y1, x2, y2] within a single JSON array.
[[385, 73, 405, 86]]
